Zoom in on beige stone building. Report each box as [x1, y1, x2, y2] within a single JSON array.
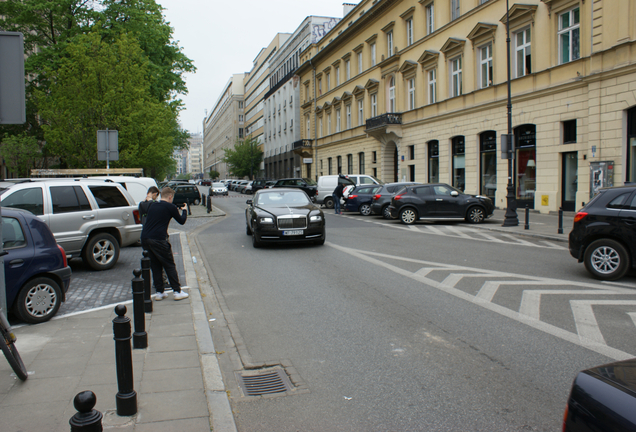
[[203, 74, 245, 179], [296, 0, 636, 213]]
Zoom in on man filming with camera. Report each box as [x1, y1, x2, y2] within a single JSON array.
[[140, 187, 189, 301]]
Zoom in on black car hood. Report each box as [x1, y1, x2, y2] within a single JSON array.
[[255, 204, 318, 217]]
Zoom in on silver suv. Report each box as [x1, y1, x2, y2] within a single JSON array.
[[0, 179, 142, 270]]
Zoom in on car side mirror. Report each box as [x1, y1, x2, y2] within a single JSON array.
[[450, 191, 459, 197], [246, 199, 253, 205]]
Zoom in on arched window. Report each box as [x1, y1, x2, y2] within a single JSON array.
[[388, 76, 396, 112]]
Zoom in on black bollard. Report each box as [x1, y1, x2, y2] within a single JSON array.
[[113, 305, 137, 416], [558, 207, 564, 234], [524, 205, 529, 230], [187, 198, 192, 215], [141, 251, 152, 313], [207, 195, 212, 214], [131, 269, 147, 349], [69, 391, 103, 432], [201, 193, 206, 206]]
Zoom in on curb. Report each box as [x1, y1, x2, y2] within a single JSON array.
[[180, 231, 237, 432]]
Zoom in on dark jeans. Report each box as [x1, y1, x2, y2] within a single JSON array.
[[333, 194, 341, 213], [141, 238, 181, 293]]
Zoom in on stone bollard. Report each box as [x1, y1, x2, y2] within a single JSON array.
[[131, 269, 147, 349], [69, 391, 103, 432], [207, 195, 212, 214], [141, 251, 153, 313], [113, 305, 137, 416]]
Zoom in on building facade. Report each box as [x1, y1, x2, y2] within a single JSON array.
[[263, 16, 342, 180], [296, 0, 636, 213], [187, 132, 203, 177], [203, 74, 245, 179]]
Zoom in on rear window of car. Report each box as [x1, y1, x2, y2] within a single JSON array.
[[2, 187, 44, 216], [303, 178, 317, 186], [2, 216, 26, 249], [607, 192, 632, 209], [212, 183, 225, 187], [89, 185, 130, 208], [51, 186, 91, 213]]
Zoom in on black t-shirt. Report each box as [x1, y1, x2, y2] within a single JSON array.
[[140, 200, 187, 240]]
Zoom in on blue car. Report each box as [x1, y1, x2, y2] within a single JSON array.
[[3, 208, 71, 323], [344, 185, 381, 216]]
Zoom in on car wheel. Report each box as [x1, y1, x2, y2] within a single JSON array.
[[584, 239, 629, 281], [466, 206, 485, 224], [252, 231, 261, 248], [194, 198, 201, 205], [382, 205, 392, 219], [400, 208, 418, 225], [84, 233, 120, 270], [359, 203, 372, 216], [15, 277, 62, 324], [324, 197, 334, 209]]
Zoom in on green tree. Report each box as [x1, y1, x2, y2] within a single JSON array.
[[35, 31, 177, 180], [209, 170, 220, 180], [0, 134, 41, 177], [223, 136, 263, 179]]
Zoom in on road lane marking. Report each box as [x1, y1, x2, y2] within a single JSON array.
[[519, 289, 631, 320], [571, 300, 636, 345], [444, 226, 473, 239]]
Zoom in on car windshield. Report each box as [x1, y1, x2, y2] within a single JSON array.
[[302, 178, 317, 186], [212, 183, 225, 187], [369, 176, 385, 185], [257, 191, 310, 206]]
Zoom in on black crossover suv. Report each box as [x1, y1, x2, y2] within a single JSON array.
[[568, 185, 636, 280], [388, 183, 494, 224]]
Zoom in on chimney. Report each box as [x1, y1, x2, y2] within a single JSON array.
[[343, 3, 356, 17]]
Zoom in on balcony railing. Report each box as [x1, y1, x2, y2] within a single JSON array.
[[293, 139, 312, 150], [365, 113, 402, 130]]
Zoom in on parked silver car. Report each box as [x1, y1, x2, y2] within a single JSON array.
[[0, 179, 142, 270]]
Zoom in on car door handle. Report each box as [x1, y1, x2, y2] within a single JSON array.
[[9, 259, 24, 265], [83, 215, 96, 220]]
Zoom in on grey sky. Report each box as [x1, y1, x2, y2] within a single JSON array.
[[156, 0, 355, 135]]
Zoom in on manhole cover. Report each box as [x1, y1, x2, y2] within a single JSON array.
[[236, 366, 293, 397]]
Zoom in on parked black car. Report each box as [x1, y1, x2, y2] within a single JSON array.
[[388, 183, 494, 224], [344, 185, 381, 215], [245, 188, 325, 248], [370, 182, 421, 219], [172, 184, 201, 206], [568, 185, 636, 280], [271, 178, 318, 201], [563, 357, 636, 431], [251, 179, 269, 194]]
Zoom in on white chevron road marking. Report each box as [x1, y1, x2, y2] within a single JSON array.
[[571, 300, 636, 345]]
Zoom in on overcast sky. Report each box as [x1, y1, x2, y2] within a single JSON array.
[[156, 0, 355, 135]]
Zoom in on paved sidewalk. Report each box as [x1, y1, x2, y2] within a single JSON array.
[[476, 208, 574, 243], [0, 209, 235, 431]]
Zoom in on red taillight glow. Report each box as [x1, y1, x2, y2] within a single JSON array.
[[562, 404, 569, 432], [58, 245, 68, 267], [373, 194, 381, 201], [573, 212, 588, 223], [133, 209, 141, 224], [394, 194, 405, 200], [348, 195, 358, 199]]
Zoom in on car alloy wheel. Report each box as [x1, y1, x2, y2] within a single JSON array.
[[359, 203, 371, 216], [84, 233, 120, 270], [400, 208, 417, 225], [324, 197, 334, 209], [382, 205, 392, 219], [584, 239, 629, 280], [466, 206, 485, 224], [15, 277, 62, 323]]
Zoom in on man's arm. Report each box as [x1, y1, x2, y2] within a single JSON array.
[[171, 203, 188, 225]]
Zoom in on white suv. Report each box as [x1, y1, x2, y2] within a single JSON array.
[[0, 179, 142, 270]]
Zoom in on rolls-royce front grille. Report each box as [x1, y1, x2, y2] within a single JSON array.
[[277, 216, 307, 229]]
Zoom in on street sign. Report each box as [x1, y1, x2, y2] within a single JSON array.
[[0, 32, 26, 125], [97, 129, 119, 164]]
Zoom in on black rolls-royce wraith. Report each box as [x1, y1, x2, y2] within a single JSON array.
[[245, 188, 326, 248]]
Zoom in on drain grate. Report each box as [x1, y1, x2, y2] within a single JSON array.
[[236, 366, 293, 396]]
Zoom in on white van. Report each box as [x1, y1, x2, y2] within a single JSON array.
[[90, 176, 158, 204], [317, 174, 384, 208]]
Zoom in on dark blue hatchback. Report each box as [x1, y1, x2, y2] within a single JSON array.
[[3, 207, 71, 323], [344, 185, 381, 215]]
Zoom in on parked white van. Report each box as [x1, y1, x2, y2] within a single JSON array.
[[90, 176, 158, 204], [317, 174, 384, 208]]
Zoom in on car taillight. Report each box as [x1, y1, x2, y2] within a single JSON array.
[[373, 194, 381, 201], [573, 212, 587, 223], [57, 244, 68, 267], [348, 195, 358, 199], [562, 404, 568, 432], [394, 193, 405, 201], [133, 209, 141, 224]]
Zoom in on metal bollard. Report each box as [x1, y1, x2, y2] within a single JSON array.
[[201, 193, 206, 206], [69, 391, 103, 432], [141, 251, 152, 313], [131, 269, 147, 349], [207, 195, 212, 214], [524, 205, 529, 230], [558, 207, 564, 234], [113, 305, 137, 416], [187, 198, 192, 215]]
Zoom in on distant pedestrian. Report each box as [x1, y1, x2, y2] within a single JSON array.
[[141, 187, 189, 301], [333, 181, 344, 215]]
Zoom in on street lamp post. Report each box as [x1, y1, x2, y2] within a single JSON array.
[[503, 0, 519, 227]]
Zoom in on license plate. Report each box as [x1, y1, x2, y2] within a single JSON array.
[[282, 230, 304, 236]]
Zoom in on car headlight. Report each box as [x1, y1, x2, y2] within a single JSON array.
[[310, 215, 323, 222], [260, 217, 274, 224]]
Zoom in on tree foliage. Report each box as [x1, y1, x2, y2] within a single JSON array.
[[223, 136, 263, 179], [209, 170, 220, 180], [0, 133, 41, 177]]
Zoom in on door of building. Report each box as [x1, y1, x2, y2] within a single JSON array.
[[562, 152, 578, 211]]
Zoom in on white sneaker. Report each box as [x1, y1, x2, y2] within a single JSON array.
[[155, 292, 168, 301], [173, 291, 189, 301]]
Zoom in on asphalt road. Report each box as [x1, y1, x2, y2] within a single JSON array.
[[197, 192, 636, 432]]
